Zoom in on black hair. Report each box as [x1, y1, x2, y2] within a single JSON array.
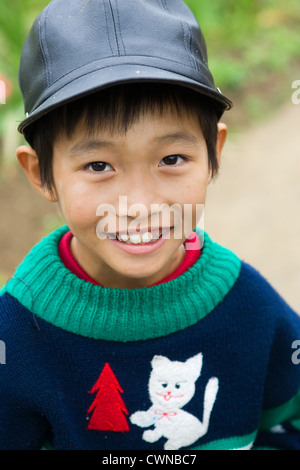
[[25, 83, 220, 194]]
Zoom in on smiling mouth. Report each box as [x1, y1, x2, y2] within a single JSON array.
[[108, 227, 172, 244]]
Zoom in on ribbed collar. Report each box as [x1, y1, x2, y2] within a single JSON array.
[[1, 226, 241, 342]]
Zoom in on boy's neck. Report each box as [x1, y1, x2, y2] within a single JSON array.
[[70, 235, 187, 289]]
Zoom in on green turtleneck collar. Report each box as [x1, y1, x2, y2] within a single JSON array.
[[1, 226, 241, 342]]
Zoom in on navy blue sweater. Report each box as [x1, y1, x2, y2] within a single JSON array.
[[0, 227, 300, 450]]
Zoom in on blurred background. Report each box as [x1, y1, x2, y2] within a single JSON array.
[[0, 0, 299, 311]]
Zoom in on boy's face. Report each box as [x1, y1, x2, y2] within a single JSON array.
[[18, 107, 226, 289]]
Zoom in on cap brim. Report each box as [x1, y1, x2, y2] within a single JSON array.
[[18, 63, 233, 135]]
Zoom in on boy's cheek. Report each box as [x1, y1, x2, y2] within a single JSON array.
[[57, 193, 97, 226], [69, 203, 96, 224]]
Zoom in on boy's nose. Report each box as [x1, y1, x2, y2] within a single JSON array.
[[118, 172, 161, 211]]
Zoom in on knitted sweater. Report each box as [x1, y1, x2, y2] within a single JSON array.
[[0, 226, 300, 450]]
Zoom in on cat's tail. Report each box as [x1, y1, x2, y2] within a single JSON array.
[[202, 377, 219, 430]]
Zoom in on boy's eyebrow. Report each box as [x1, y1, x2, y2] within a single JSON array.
[[154, 131, 199, 146], [68, 131, 199, 157], [69, 139, 113, 157]]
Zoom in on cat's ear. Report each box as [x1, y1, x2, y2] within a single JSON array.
[[186, 353, 203, 381], [151, 355, 169, 369]]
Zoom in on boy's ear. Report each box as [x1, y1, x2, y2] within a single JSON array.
[[208, 123, 227, 183], [16, 145, 57, 202], [216, 122, 227, 166]]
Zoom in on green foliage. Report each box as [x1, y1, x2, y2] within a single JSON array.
[[0, 0, 49, 108], [184, 0, 300, 90], [0, 0, 49, 159], [0, 0, 299, 155]]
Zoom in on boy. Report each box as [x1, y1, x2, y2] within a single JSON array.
[[0, 0, 300, 450]]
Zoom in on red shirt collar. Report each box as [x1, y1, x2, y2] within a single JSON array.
[[58, 231, 201, 287]]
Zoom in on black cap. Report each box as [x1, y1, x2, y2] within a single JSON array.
[[18, 0, 232, 136]]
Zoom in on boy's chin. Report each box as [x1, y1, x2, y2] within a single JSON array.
[[106, 260, 171, 288], [115, 266, 164, 285]]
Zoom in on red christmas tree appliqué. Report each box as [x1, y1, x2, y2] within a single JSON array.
[[87, 363, 130, 432]]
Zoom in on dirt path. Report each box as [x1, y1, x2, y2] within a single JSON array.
[[206, 99, 300, 313], [0, 167, 60, 283], [0, 99, 299, 312]]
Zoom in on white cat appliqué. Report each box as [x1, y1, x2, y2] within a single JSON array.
[[130, 353, 218, 450]]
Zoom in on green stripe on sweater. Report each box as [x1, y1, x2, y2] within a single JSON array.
[[1, 226, 241, 341], [259, 389, 300, 432], [191, 431, 256, 450]]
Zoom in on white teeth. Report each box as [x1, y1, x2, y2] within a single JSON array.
[[118, 233, 129, 242], [129, 234, 142, 244], [116, 231, 159, 244], [142, 232, 153, 243]]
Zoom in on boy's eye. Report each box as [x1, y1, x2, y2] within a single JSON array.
[[86, 162, 113, 172], [159, 155, 186, 166]]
